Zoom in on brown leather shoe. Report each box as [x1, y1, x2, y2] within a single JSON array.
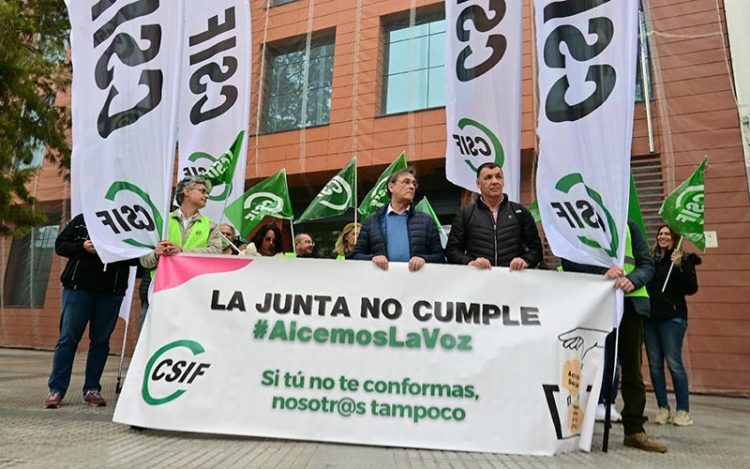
[[84, 390, 107, 407], [624, 432, 668, 453], [44, 392, 63, 409]]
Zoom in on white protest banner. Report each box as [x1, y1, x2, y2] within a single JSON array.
[[445, 0, 522, 200], [535, 0, 639, 269], [66, 0, 184, 263], [177, 0, 251, 226], [114, 256, 613, 455]]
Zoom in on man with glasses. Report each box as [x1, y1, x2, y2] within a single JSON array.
[[353, 167, 444, 271], [140, 176, 222, 292], [294, 233, 315, 258], [446, 162, 542, 270]]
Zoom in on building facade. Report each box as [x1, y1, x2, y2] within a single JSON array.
[[1, 0, 748, 394]]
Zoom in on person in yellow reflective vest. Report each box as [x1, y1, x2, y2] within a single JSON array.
[[139, 176, 222, 325], [562, 220, 667, 453]]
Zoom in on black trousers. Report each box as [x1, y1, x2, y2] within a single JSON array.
[[619, 301, 648, 434]]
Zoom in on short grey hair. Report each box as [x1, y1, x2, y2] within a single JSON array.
[[175, 175, 211, 205], [388, 166, 416, 185]]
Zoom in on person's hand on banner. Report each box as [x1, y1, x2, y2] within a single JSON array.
[[509, 257, 529, 271], [372, 255, 388, 271], [408, 256, 425, 272], [155, 240, 181, 258], [469, 257, 492, 269], [605, 265, 635, 292]]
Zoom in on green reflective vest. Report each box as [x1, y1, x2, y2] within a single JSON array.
[[151, 215, 211, 279], [624, 226, 649, 299]]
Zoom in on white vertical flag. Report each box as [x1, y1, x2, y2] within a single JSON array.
[[66, 0, 184, 263], [445, 0, 522, 200], [177, 1, 251, 227], [535, 0, 639, 269]]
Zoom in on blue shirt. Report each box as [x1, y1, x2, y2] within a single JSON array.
[[385, 211, 410, 262]]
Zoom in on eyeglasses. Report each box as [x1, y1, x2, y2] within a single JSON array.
[[397, 179, 419, 188], [193, 188, 209, 195]]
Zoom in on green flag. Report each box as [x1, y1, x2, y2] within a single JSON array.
[[628, 174, 647, 238], [195, 130, 245, 186], [658, 157, 707, 251], [358, 152, 407, 219], [224, 169, 293, 239], [296, 158, 356, 223], [415, 196, 448, 248], [528, 199, 541, 224]]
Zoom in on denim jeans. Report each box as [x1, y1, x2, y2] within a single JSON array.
[[47, 288, 123, 396], [644, 317, 690, 411]]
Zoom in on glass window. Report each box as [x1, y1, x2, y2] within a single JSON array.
[[383, 16, 446, 115], [14, 141, 45, 170], [271, 0, 296, 6], [261, 34, 335, 133], [3, 224, 59, 308]]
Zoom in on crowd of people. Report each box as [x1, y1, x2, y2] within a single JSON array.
[[42, 163, 701, 454]]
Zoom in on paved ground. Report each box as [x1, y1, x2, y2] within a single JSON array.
[[0, 348, 747, 468]]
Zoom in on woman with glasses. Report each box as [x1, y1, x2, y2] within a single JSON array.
[[244, 223, 283, 257], [645, 224, 701, 427], [333, 222, 362, 260]]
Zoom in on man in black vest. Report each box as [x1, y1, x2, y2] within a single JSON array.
[[446, 162, 542, 270]]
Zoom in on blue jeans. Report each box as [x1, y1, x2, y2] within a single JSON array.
[[644, 317, 690, 411], [47, 288, 123, 396]]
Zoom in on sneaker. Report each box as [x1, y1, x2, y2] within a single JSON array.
[[623, 432, 668, 453], [610, 405, 622, 423], [595, 404, 606, 422], [653, 407, 671, 425], [44, 392, 63, 409], [84, 390, 107, 407], [673, 410, 694, 427]]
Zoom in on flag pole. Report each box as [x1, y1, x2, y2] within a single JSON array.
[[661, 236, 684, 293], [218, 231, 242, 254], [289, 219, 297, 255], [354, 156, 358, 228], [115, 319, 129, 393]]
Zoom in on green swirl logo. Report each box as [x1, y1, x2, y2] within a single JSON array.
[[457, 117, 505, 171], [141, 340, 210, 406], [554, 173, 619, 259], [104, 181, 164, 249]]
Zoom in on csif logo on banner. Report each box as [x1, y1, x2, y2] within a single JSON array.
[[186, 6, 241, 125], [92, 0, 164, 138], [541, 0, 616, 122], [96, 181, 164, 249], [550, 173, 619, 258], [453, 0, 508, 82], [142, 340, 211, 406], [451, 118, 505, 172]]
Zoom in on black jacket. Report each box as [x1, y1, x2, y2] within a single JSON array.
[[561, 220, 655, 316], [445, 196, 542, 267], [646, 251, 700, 320], [56, 214, 135, 295], [352, 205, 444, 263]]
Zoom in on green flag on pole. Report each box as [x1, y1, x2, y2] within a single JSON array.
[[224, 169, 293, 239], [528, 199, 541, 224], [199, 130, 245, 186], [658, 157, 707, 251], [415, 196, 448, 248], [628, 174, 647, 239], [358, 152, 407, 219], [296, 158, 356, 223]]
